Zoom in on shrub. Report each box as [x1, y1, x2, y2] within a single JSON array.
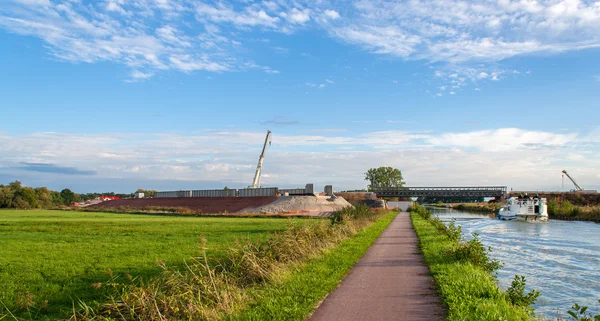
[[446, 232, 502, 274], [566, 301, 600, 321], [506, 275, 540, 308]]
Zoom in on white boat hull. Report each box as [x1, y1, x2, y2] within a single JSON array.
[[498, 197, 549, 222]]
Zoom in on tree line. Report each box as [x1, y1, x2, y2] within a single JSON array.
[[0, 181, 155, 209]]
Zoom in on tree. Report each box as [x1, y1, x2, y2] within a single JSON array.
[[364, 167, 405, 191], [51, 191, 63, 206], [60, 188, 78, 205], [35, 187, 53, 208], [0, 185, 14, 208], [14, 187, 38, 208]]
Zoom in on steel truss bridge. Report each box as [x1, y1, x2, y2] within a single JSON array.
[[373, 186, 507, 198]]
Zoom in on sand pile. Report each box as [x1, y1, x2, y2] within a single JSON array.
[[239, 195, 352, 216]]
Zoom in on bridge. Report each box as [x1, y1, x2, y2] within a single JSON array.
[[373, 186, 507, 198]]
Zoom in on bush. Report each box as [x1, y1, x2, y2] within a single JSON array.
[[506, 275, 540, 308], [446, 232, 502, 273], [566, 301, 600, 321], [407, 204, 430, 219]]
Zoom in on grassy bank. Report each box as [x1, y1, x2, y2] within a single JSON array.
[[547, 201, 600, 221], [452, 203, 500, 214], [63, 206, 393, 320], [0, 210, 295, 319], [409, 206, 536, 321]]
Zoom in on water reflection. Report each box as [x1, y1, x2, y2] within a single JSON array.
[[427, 206, 600, 318]]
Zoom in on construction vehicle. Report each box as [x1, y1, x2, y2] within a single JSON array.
[[562, 170, 583, 192], [250, 130, 272, 188]]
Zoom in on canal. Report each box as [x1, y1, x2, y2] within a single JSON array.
[[427, 206, 600, 319]]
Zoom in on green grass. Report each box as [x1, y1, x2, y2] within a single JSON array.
[[226, 211, 398, 321], [410, 212, 533, 321], [0, 210, 296, 319]]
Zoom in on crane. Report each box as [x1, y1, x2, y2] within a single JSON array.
[[251, 130, 272, 188], [562, 170, 583, 191]]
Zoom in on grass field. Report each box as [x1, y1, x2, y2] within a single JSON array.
[[0, 210, 296, 319]]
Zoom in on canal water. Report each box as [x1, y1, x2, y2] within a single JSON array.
[[427, 206, 600, 319]]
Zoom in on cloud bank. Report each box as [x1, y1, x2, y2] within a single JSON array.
[[1, 128, 598, 192]]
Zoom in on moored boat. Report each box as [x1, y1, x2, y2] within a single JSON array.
[[498, 196, 549, 222]]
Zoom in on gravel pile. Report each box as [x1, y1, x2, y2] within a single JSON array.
[[238, 195, 353, 216]]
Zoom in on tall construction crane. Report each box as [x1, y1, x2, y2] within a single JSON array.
[[562, 170, 583, 191], [251, 130, 272, 188]]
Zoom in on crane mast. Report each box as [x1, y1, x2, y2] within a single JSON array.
[[251, 130, 272, 188], [562, 170, 583, 191]]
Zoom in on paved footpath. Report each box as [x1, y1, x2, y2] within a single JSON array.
[[309, 212, 444, 321]]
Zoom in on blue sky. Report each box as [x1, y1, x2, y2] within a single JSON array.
[[0, 0, 599, 193]]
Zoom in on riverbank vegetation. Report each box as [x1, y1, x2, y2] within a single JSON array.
[[1, 207, 395, 320], [547, 200, 600, 221], [451, 203, 500, 214], [409, 205, 538, 320]]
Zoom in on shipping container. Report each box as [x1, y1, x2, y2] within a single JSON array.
[[191, 189, 236, 197], [237, 187, 278, 197], [279, 188, 307, 195]]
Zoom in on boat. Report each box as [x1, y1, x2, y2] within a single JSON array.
[[497, 196, 549, 222]]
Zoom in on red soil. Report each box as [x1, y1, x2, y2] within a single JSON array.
[[90, 197, 278, 214]]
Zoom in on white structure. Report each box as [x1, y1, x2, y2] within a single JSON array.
[[498, 197, 549, 222]]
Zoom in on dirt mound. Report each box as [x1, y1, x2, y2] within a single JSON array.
[[239, 195, 352, 215], [89, 197, 278, 214]]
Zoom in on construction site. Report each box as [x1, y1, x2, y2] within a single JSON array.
[[90, 130, 357, 216]]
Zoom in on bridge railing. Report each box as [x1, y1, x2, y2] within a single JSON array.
[[372, 186, 507, 197]]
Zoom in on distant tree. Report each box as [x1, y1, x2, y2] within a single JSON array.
[[0, 185, 14, 208], [9, 180, 22, 191], [364, 167, 405, 191], [14, 187, 38, 208], [35, 187, 53, 208], [51, 191, 63, 205], [60, 188, 78, 205], [224, 186, 230, 190]]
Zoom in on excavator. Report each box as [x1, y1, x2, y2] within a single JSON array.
[[250, 130, 272, 188]]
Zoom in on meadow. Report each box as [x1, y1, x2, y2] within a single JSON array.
[[0, 210, 294, 319]]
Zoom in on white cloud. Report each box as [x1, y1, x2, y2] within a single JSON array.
[[287, 8, 310, 24], [595, 75, 600, 81], [323, 9, 340, 20], [0, 0, 279, 81], [128, 70, 154, 81], [2, 0, 600, 83], [327, 0, 600, 63], [427, 128, 577, 153], [325, 78, 335, 84], [333, 25, 421, 58]]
